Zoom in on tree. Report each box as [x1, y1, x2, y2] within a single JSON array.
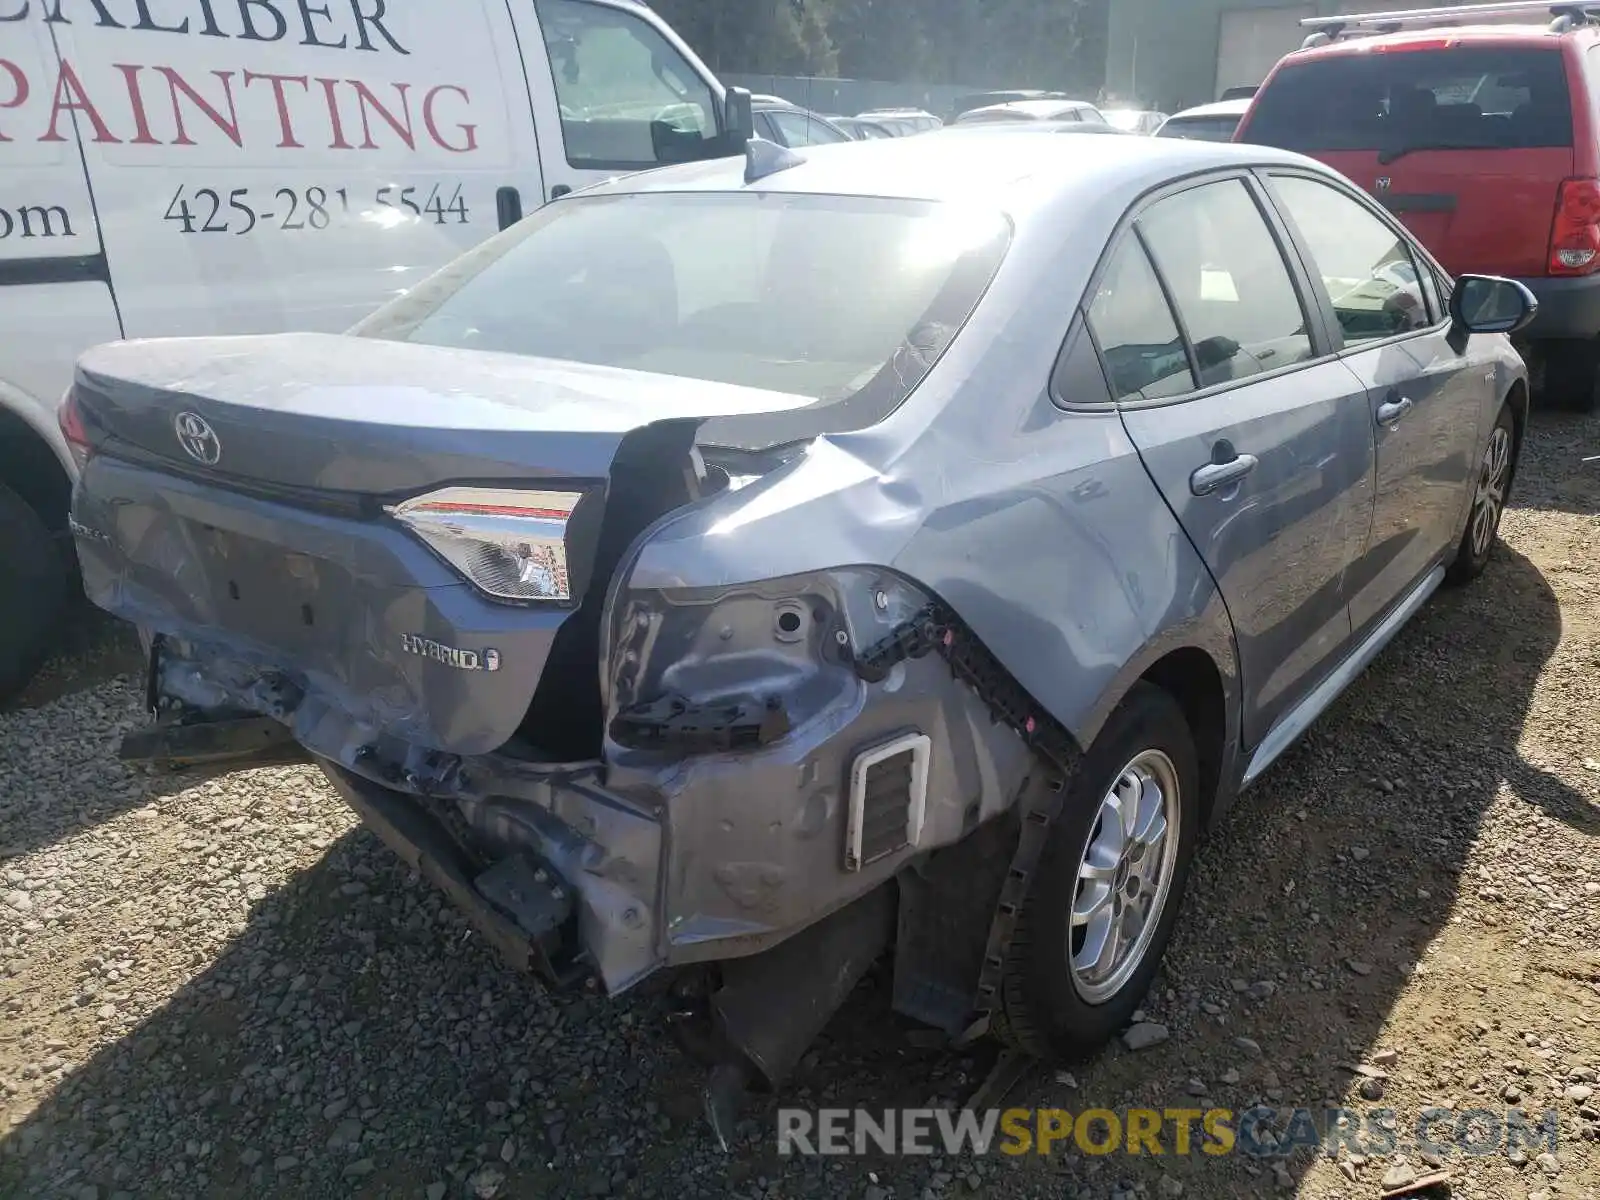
[[653, 0, 1106, 94], [651, 0, 839, 77]]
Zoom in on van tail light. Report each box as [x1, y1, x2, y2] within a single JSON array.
[[1549, 178, 1600, 275], [387, 486, 581, 604], [57, 389, 92, 472]]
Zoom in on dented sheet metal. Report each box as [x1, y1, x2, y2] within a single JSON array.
[[69, 146, 1250, 1083]]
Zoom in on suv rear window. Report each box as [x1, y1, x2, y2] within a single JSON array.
[[1247, 47, 1573, 156]]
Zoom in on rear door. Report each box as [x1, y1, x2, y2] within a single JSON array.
[[1243, 43, 1575, 275], [510, 0, 724, 202], [48, 0, 544, 340], [1264, 170, 1491, 632], [0, 14, 122, 422], [1099, 175, 1376, 747]]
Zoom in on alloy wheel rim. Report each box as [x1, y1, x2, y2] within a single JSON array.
[[1068, 748, 1181, 1005], [1470, 425, 1512, 559]]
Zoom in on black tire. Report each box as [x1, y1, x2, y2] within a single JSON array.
[[1539, 340, 1600, 413], [0, 481, 70, 705], [1445, 402, 1518, 588], [996, 682, 1199, 1060]]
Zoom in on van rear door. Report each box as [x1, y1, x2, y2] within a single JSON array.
[[1242, 43, 1577, 277], [510, 0, 727, 203], [38, 0, 545, 342]]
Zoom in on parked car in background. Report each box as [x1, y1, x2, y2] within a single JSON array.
[[1156, 99, 1253, 142], [954, 100, 1109, 126], [1104, 108, 1170, 135], [1220, 85, 1261, 102], [935, 122, 1131, 140], [832, 116, 897, 140], [856, 108, 945, 135], [752, 97, 856, 147], [0, 0, 751, 704], [1238, 2, 1600, 411], [948, 89, 1072, 122], [68, 129, 1534, 1133]]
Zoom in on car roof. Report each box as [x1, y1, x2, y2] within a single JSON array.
[[582, 130, 1324, 212], [963, 99, 1097, 119], [1287, 21, 1595, 62], [936, 121, 1129, 137], [1167, 98, 1253, 120]]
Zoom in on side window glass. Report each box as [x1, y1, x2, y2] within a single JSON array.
[[535, 0, 718, 170], [1085, 237, 1197, 402], [768, 110, 851, 146], [1138, 179, 1315, 388], [1269, 174, 1435, 343]]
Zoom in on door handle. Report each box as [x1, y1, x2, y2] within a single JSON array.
[[1190, 453, 1259, 496], [550, 184, 572, 201], [1376, 396, 1414, 426]]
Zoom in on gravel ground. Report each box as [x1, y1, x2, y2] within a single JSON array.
[[3, 409, 1600, 1200]]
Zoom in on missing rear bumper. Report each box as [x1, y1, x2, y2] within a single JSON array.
[[118, 715, 310, 769], [322, 762, 586, 987]]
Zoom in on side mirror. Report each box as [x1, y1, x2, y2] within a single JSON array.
[[723, 87, 755, 146], [1449, 274, 1539, 336], [494, 186, 523, 231]]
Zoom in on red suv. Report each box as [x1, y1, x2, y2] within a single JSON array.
[[1238, 4, 1600, 410]]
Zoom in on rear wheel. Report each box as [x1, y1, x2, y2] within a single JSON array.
[[1539, 340, 1600, 412], [1446, 403, 1517, 587], [0, 481, 69, 704], [997, 683, 1199, 1060]]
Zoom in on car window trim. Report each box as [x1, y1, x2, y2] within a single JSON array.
[[1256, 167, 1457, 357], [1064, 167, 1344, 414], [1133, 224, 1207, 392]]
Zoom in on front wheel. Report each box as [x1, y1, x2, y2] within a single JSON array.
[[1446, 403, 1517, 587], [997, 683, 1199, 1060]]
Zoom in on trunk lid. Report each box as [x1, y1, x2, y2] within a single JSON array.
[[70, 333, 812, 758], [73, 332, 812, 497], [1318, 147, 1570, 278]]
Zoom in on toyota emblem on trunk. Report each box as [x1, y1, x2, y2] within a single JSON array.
[[1375, 176, 1393, 193], [174, 412, 221, 465]]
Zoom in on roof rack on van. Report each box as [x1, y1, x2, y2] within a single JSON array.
[[1300, 2, 1600, 47]]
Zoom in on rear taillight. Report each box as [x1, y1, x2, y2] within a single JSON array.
[[1550, 178, 1600, 275], [57, 389, 91, 471], [387, 486, 582, 604]]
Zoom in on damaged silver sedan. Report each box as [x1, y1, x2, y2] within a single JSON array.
[[65, 132, 1535, 1133]]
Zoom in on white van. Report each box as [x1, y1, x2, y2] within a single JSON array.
[[0, 0, 751, 699]]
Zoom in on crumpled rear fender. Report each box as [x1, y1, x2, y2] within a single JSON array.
[[628, 396, 1240, 772]]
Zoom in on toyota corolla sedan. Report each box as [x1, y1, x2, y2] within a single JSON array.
[[63, 131, 1534, 1130]]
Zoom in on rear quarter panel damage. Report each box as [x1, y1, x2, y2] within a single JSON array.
[[616, 331, 1242, 964]]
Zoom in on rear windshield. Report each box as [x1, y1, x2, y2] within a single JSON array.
[[1157, 116, 1240, 142], [350, 192, 1010, 447], [1246, 47, 1573, 154]]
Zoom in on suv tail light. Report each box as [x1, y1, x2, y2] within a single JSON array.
[[57, 389, 92, 471], [1549, 178, 1600, 275]]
